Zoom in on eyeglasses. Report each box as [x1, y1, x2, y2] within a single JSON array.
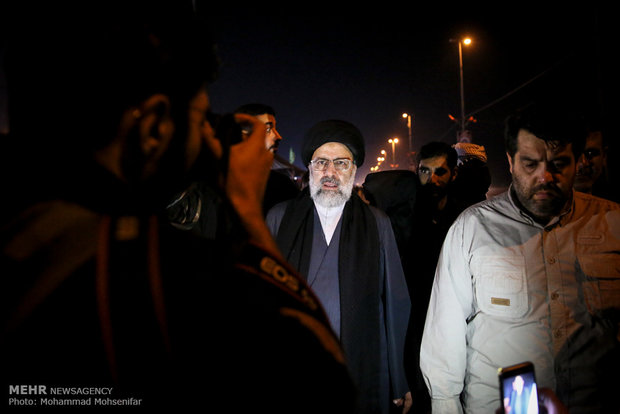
[[310, 158, 353, 172]]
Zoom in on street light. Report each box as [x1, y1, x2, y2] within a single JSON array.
[[402, 113, 412, 153], [449, 37, 472, 137], [388, 138, 399, 168]]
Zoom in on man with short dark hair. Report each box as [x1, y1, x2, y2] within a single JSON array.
[[401, 141, 465, 413], [416, 141, 460, 219], [235, 103, 301, 212], [235, 103, 282, 153], [266, 119, 412, 414], [420, 103, 620, 413], [574, 129, 619, 202], [1, 5, 356, 412]]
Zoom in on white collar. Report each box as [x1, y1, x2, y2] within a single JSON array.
[[314, 202, 345, 245]]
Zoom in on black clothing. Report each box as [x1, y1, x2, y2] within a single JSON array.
[[591, 176, 620, 203], [1, 166, 355, 413], [361, 170, 467, 413], [268, 189, 411, 414], [362, 170, 418, 280], [273, 189, 381, 411], [263, 168, 301, 214], [450, 158, 491, 208], [166, 180, 224, 238], [406, 188, 467, 413], [167, 159, 301, 236]]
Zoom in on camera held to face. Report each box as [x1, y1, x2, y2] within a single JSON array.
[[208, 113, 252, 147]]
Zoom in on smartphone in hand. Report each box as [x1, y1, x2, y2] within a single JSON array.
[[498, 361, 540, 414]]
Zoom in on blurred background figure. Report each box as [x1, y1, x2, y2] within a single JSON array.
[[361, 169, 418, 273], [574, 128, 619, 202], [409, 142, 464, 413], [451, 142, 492, 207], [234, 103, 302, 212]]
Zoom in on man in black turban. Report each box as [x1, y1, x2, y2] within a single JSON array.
[[266, 120, 412, 414], [301, 119, 366, 167]]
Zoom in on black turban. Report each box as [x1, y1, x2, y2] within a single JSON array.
[[301, 120, 365, 167]]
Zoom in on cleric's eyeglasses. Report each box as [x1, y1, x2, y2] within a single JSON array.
[[309, 158, 353, 172]]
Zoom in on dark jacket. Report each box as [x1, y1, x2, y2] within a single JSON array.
[[266, 191, 410, 414], [1, 166, 355, 413]]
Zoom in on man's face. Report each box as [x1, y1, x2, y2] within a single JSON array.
[[417, 155, 455, 201], [255, 113, 282, 153], [574, 131, 606, 193], [507, 129, 575, 224], [309, 142, 356, 208]]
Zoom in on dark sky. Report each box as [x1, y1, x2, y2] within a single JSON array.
[[0, 5, 614, 193], [205, 5, 615, 191]]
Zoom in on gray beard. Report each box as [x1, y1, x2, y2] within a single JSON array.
[[310, 173, 354, 208]]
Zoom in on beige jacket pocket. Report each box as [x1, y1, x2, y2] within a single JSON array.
[[474, 255, 529, 318]]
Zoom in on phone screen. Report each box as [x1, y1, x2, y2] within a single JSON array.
[[499, 362, 539, 414]]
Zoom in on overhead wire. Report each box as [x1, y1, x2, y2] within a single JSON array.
[[437, 53, 573, 141]]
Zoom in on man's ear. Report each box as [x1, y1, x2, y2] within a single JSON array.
[[136, 95, 173, 160], [506, 152, 514, 174], [99, 94, 173, 182]]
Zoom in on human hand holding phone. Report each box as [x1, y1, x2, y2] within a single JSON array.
[[497, 362, 567, 414], [498, 362, 539, 414]]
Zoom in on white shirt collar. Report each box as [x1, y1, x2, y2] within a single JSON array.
[[314, 202, 345, 245]]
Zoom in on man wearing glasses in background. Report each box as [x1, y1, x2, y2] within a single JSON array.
[[573, 128, 619, 202], [266, 119, 412, 414]]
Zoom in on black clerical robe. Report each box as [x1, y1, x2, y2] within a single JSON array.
[[266, 192, 411, 414]]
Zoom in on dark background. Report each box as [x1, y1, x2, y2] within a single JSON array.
[[205, 5, 617, 193], [1, 4, 616, 194]]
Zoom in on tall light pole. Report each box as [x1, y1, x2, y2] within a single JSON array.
[[388, 138, 399, 168], [402, 113, 412, 153], [449, 37, 471, 137], [372, 150, 387, 172]]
